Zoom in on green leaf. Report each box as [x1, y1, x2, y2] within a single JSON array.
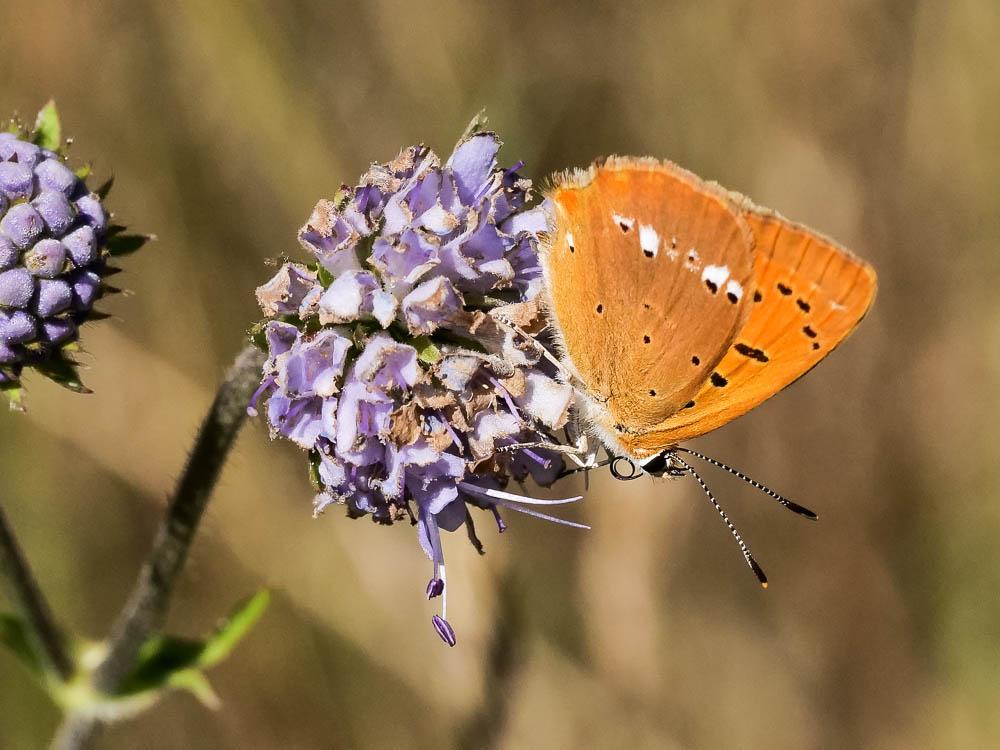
[[198, 590, 270, 668], [33, 354, 91, 394], [74, 164, 92, 180], [168, 669, 220, 710], [117, 635, 204, 696], [412, 335, 442, 365], [106, 233, 154, 257], [0, 613, 44, 677], [32, 101, 61, 151], [116, 590, 269, 699]]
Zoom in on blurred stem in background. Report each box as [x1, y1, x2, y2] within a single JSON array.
[[45, 344, 266, 750], [0, 504, 76, 683]]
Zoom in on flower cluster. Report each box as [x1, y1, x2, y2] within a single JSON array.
[[250, 129, 585, 645], [0, 105, 146, 408]]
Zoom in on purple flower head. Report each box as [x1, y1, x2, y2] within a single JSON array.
[[250, 123, 584, 645], [0, 105, 147, 408]]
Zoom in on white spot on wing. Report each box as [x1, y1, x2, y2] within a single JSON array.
[[685, 248, 702, 271], [725, 279, 743, 301], [701, 264, 730, 292], [612, 213, 635, 231], [638, 224, 659, 258], [566, 232, 574, 251]]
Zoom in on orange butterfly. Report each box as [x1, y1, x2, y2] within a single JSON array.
[[538, 157, 877, 584]]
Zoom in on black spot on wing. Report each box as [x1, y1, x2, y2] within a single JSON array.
[[796, 298, 811, 312], [710, 372, 728, 387], [734, 343, 769, 362], [777, 283, 792, 295]]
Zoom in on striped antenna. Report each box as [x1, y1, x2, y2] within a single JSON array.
[[675, 447, 818, 520], [672, 454, 768, 589]]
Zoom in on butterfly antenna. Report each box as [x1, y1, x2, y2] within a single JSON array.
[[672, 454, 769, 589], [675, 447, 818, 520]]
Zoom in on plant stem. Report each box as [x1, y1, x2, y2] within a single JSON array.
[[51, 344, 266, 750], [0, 504, 75, 682]]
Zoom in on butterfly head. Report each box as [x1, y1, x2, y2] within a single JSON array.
[[608, 450, 686, 481]]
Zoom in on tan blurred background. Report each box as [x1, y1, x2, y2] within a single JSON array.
[[2, 0, 999, 747]]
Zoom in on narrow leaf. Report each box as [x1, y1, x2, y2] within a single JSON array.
[[96, 175, 115, 200], [33, 355, 91, 394], [198, 590, 270, 668], [169, 669, 221, 709], [0, 613, 44, 677], [32, 101, 61, 151]]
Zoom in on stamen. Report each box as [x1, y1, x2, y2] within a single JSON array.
[[426, 577, 444, 599], [246, 376, 275, 417], [459, 482, 581, 505], [497, 501, 591, 530], [489, 376, 522, 419], [432, 614, 457, 647], [491, 507, 507, 533], [519, 447, 552, 469]]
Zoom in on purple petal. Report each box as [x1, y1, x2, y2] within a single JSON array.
[[446, 132, 501, 204], [401, 276, 464, 335], [256, 263, 318, 317], [317, 270, 379, 325], [0, 268, 35, 308], [24, 239, 67, 278], [0, 204, 45, 249]]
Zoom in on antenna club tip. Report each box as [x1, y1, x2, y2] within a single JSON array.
[[760, 581, 768, 590]]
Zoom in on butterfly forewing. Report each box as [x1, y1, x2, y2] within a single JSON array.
[[633, 206, 877, 451], [543, 158, 756, 455]]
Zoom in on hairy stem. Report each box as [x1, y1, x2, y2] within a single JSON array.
[[0, 503, 75, 682], [51, 344, 266, 750]]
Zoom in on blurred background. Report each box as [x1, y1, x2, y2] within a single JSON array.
[[2, 0, 999, 747]]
